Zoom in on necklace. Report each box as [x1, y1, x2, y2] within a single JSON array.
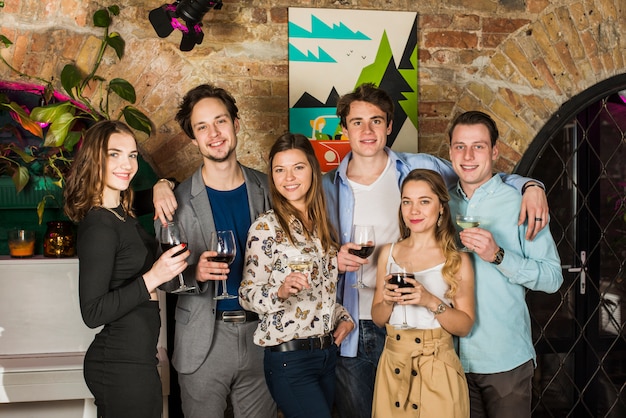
[[98, 206, 126, 222]]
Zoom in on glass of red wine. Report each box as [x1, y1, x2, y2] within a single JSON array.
[[349, 225, 376, 288], [388, 261, 414, 329], [211, 230, 238, 300], [158, 221, 196, 294]]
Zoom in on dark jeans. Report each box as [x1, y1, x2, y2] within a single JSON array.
[[334, 320, 386, 418], [466, 359, 534, 418], [264, 344, 338, 418]]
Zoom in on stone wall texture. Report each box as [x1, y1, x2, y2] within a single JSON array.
[[1, 0, 625, 178]]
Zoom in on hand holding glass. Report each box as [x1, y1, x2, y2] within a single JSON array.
[[455, 214, 481, 252], [158, 221, 196, 294], [288, 254, 313, 292], [211, 230, 237, 300], [388, 262, 415, 329], [349, 225, 376, 288]]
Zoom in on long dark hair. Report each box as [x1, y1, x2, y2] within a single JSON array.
[[399, 169, 461, 297], [268, 133, 337, 254], [64, 120, 136, 222]]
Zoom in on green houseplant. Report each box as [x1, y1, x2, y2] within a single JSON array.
[[0, 4, 152, 223]]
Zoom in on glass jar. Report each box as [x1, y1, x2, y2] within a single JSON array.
[[43, 221, 76, 257]]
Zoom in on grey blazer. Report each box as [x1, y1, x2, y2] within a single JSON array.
[[158, 164, 271, 374]]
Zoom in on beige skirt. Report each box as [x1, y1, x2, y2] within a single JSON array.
[[372, 325, 469, 418]]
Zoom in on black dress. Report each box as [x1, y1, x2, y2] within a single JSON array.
[[78, 206, 162, 418]]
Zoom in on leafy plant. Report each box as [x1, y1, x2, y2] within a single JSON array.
[[0, 4, 152, 222]]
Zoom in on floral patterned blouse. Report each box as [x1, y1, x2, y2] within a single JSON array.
[[239, 210, 352, 347]]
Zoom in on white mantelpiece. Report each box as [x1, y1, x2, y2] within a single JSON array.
[[0, 256, 169, 417]]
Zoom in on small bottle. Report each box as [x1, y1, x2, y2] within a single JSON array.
[[43, 221, 76, 257]]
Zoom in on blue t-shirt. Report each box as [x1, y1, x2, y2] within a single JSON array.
[[207, 183, 250, 311]]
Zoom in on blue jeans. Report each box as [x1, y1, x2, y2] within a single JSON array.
[[334, 320, 386, 418], [264, 344, 338, 418]]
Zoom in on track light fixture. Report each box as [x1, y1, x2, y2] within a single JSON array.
[[149, 0, 223, 51]]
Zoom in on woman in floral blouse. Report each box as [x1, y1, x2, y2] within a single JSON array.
[[239, 133, 354, 418]]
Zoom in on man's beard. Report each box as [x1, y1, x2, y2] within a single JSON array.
[[204, 145, 235, 163]]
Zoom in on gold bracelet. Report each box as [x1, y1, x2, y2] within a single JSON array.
[[157, 178, 174, 190]]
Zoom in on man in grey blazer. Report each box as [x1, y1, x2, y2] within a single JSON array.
[[154, 84, 275, 418]]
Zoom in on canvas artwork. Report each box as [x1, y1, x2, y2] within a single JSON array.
[[288, 8, 418, 171]]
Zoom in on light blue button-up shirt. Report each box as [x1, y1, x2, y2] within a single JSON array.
[[449, 174, 563, 374], [322, 148, 532, 357]]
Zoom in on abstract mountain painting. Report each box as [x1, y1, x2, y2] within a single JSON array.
[[289, 8, 418, 170]]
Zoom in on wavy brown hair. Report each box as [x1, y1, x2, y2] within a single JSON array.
[[268, 133, 338, 254], [398, 169, 461, 298], [64, 120, 137, 222]]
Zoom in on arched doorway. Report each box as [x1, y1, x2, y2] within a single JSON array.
[[517, 74, 626, 417]]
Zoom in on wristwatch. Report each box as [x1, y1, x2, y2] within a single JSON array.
[[492, 247, 505, 265], [430, 303, 447, 315]]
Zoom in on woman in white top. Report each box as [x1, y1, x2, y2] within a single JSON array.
[[239, 133, 354, 418], [371, 168, 475, 418]]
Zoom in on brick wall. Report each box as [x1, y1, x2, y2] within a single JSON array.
[[1, 0, 624, 178]]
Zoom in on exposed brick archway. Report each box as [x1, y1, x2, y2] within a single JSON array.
[[446, 0, 625, 173]]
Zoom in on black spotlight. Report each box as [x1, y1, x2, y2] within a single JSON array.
[[149, 0, 223, 51]]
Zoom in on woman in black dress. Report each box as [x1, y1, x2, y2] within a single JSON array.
[[64, 120, 189, 418]]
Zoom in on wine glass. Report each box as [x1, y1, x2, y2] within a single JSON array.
[[287, 254, 313, 292], [388, 261, 414, 329], [349, 225, 376, 288], [455, 214, 481, 252], [158, 221, 196, 294], [211, 230, 238, 300]]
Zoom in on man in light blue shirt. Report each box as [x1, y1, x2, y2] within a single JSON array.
[[323, 83, 551, 418], [447, 110, 563, 417]]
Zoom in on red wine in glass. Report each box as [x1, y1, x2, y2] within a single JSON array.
[[351, 225, 376, 288], [388, 262, 414, 329], [158, 221, 196, 294], [211, 254, 235, 264], [161, 242, 188, 257], [211, 230, 238, 300], [388, 272, 415, 288], [349, 245, 375, 259]]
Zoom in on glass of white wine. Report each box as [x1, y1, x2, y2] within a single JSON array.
[[455, 214, 481, 252], [287, 254, 313, 292]]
